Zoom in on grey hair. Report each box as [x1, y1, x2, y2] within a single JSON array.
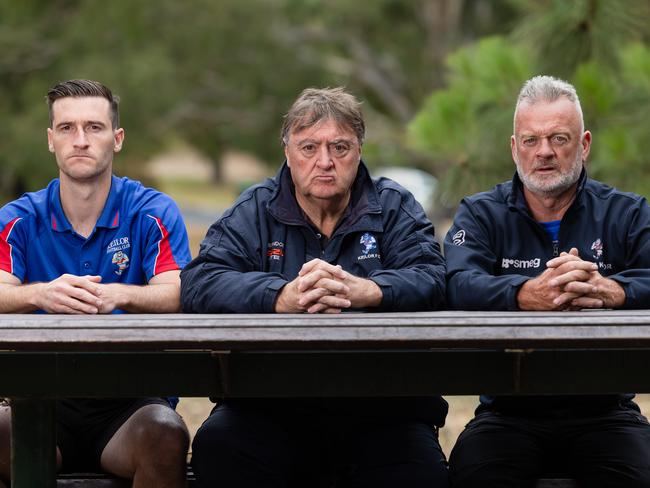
[[281, 87, 365, 146], [514, 75, 584, 132]]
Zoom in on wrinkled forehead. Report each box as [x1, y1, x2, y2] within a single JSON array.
[[514, 97, 583, 134], [288, 116, 357, 142], [50, 96, 112, 124]]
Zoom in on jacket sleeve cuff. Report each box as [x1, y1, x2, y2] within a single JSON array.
[[367, 276, 392, 311], [263, 278, 289, 313], [509, 276, 531, 311]]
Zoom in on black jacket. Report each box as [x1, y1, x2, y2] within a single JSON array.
[[445, 169, 650, 415], [181, 161, 448, 426], [182, 161, 446, 313]]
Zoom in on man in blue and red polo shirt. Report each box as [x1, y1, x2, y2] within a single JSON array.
[[0, 80, 191, 488]]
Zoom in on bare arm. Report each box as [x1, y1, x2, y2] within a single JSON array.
[[96, 270, 181, 313], [0, 270, 103, 314]]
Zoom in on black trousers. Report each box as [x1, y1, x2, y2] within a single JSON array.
[[449, 408, 650, 488], [191, 401, 450, 488]]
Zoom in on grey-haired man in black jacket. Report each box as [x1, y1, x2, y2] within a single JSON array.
[[446, 75, 650, 488]]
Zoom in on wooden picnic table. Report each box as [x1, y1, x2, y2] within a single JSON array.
[[3, 310, 650, 487]]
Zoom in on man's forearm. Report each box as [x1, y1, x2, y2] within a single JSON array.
[[101, 283, 181, 313], [0, 283, 41, 313]]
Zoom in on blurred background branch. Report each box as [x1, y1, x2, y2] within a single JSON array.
[[0, 0, 648, 217]]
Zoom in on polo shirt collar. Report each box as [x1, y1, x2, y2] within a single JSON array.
[[49, 175, 122, 233]]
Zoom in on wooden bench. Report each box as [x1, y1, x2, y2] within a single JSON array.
[[55, 473, 575, 487]]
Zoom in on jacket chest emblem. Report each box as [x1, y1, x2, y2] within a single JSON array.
[[591, 238, 603, 259], [267, 241, 284, 261], [590, 238, 612, 270], [501, 257, 541, 270], [358, 233, 380, 261]]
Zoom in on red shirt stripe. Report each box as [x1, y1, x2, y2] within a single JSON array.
[[147, 215, 179, 275], [0, 217, 22, 274]]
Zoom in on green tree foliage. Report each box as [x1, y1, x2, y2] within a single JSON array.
[[584, 44, 650, 194], [408, 0, 650, 206], [0, 0, 517, 200], [408, 37, 533, 206]]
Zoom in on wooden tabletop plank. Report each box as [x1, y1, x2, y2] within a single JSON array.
[[0, 311, 648, 350], [1, 310, 649, 328]]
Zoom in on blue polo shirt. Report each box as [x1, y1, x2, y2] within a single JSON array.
[[0, 175, 191, 299]]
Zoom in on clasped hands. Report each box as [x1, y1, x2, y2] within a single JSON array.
[[275, 258, 382, 313], [35, 274, 122, 314], [517, 248, 625, 311]]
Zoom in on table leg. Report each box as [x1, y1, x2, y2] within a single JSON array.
[[11, 399, 56, 488]]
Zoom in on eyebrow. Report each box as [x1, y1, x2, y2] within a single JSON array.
[[519, 131, 571, 138], [55, 120, 107, 129], [296, 137, 355, 145]]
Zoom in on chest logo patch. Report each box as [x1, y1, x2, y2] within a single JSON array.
[[112, 250, 130, 275], [267, 241, 284, 261], [591, 238, 603, 259], [358, 233, 381, 261], [501, 257, 541, 270], [360, 233, 377, 255]]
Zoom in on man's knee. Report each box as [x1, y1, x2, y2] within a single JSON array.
[[133, 406, 189, 459], [192, 408, 286, 464], [449, 416, 544, 488], [101, 403, 188, 481]]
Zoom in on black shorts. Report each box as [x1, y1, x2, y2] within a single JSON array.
[[191, 400, 450, 488], [449, 407, 650, 487], [56, 397, 170, 472]]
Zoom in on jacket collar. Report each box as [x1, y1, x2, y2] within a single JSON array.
[[507, 167, 588, 216], [268, 160, 383, 232]]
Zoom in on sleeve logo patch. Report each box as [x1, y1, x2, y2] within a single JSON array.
[[452, 229, 466, 245]]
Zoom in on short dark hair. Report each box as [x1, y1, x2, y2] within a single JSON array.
[[46, 79, 120, 128], [281, 87, 365, 146]]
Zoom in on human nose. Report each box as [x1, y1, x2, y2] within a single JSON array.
[[315, 144, 333, 168], [536, 137, 554, 159], [72, 128, 89, 148]]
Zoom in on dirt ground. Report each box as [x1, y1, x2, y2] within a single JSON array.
[[177, 394, 650, 459]]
